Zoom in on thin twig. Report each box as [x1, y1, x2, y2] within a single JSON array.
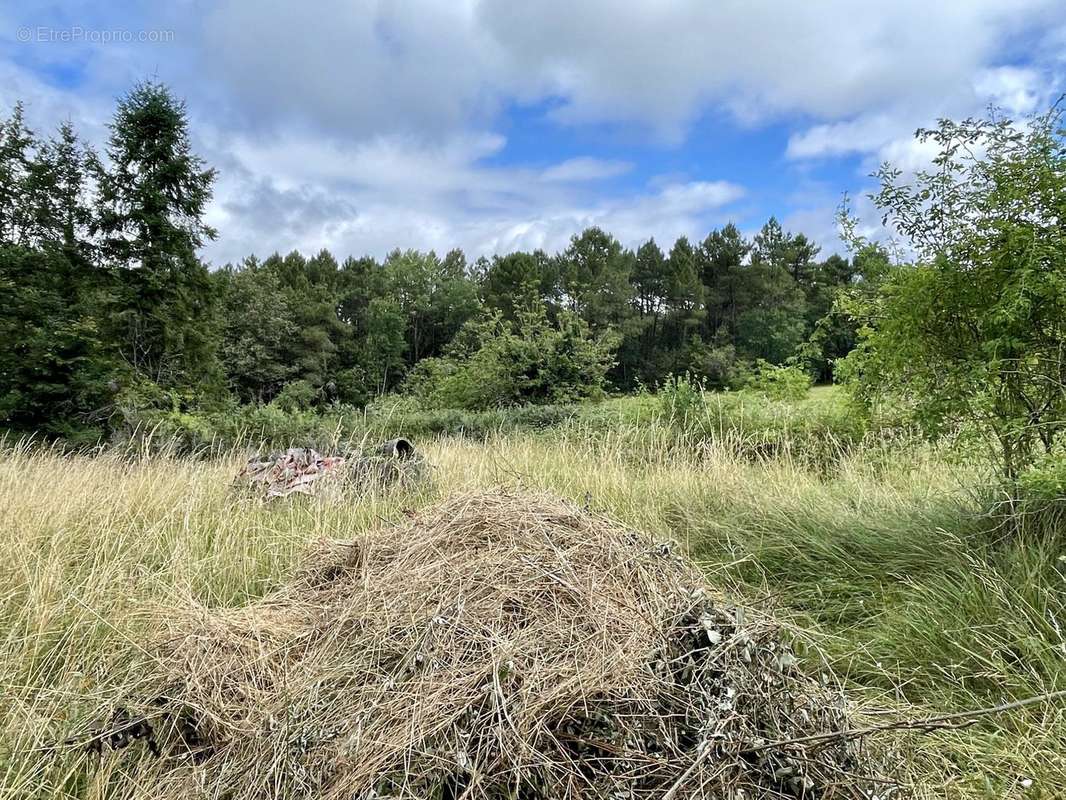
[[741, 688, 1066, 754], [664, 689, 1066, 800]]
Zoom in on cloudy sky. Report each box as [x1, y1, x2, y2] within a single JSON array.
[[2, 1, 1064, 265]]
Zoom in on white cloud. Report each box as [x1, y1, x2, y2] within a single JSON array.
[[786, 114, 903, 161], [226, 132, 508, 195], [195, 0, 502, 137], [171, 0, 1066, 257], [2, 0, 1063, 263], [203, 127, 743, 263], [210, 176, 743, 265], [972, 66, 1047, 115], [540, 157, 632, 182], [787, 64, 1057, 160], [479, 0, 1033, 135], [0, 61, 110, 141], [159, 0, 1061, 142]]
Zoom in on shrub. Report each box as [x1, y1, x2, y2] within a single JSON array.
[[1017, 450, 1066, 502], [839, 106, 1066, 483], [741, 359, 812, 401], [656, 373, 706, 423], [404, 308, 617, 410], [272, 380, 317, 413]]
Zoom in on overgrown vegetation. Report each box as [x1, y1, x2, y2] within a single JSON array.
[[403, 307, 617, 409], [1, 83, 869, 444], [2, 76, 1065, 799], [1, 404, 1062, 798], [840, 106, 1066, 485], [7, 84, 1061, 500]]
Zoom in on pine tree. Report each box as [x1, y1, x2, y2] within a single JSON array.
[[0, 115, 115, 438], [26, 121, 94, 250], [481, 250, 559, 321], [559, 227, 634, 332], [93, 81, 219, 389], [0, 103, 35, 246], [698, 223, 750, 338]]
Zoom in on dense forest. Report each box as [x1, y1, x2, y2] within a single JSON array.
[[3, 82, 882, 441]]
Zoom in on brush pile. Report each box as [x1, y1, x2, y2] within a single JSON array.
[[236, 438, 426, 499], [236, 446, 347, 499], [113, 491, 894, 799]]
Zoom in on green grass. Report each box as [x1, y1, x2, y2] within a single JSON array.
[[1, 394, 1064, 798], [101, 383, 871, 457]]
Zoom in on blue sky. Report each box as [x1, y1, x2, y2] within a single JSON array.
[[2, 1, 1064, 265]]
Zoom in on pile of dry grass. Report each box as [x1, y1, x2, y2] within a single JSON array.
[[106, 491, 894, 798]]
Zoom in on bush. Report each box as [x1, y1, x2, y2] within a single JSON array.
[[741, 359, 812, 401], [1017, 450, 1066, 502], [272, 380, 317, 413], [405, 308, 617, 410], [656, 373, 706, 423], [839, 106, 1066, 484]]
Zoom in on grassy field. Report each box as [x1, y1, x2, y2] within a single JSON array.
[[1, 392, 1064, 798]]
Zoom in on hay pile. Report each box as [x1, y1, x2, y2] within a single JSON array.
[[119, 491, 893, 798]]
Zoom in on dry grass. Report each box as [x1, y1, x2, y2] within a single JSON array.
[[95, 491, 887, 798], [0, 430, 1063, 798]]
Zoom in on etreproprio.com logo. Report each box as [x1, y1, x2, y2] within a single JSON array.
[[17, 26, 175, 44]]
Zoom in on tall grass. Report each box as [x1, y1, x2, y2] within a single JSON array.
[[0, 419, 1063, 798]]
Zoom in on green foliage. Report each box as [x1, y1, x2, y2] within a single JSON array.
[[656, 373, 706, 423], [741, 359, 812, 401], [272, 380, 317, 413], [479, 250, 559, 321], [0, 103, 35, 244], [16, 74, 1059, 499], [734, 305, 807, 364], [384, 248, 481, 365], [365, 396, 576, 439], [112, 391, 582, 454], [0, 110, 117, 440], [94, 81, 220, 390], [560, 227, 633, 333], [25, 121, 94, 249], [1017, 450, 1066, 502], [0, 245, 116, 438], [262, 250, 343, 391], [214, 259, 298, 403], [405, 308, 617, 410], [0, 83, 869, 443], [685, 340, 738, 390], [734, 219, 811, 364], [841, 106, 1066, 482]]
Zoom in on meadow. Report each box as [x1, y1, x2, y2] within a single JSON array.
[[1, 388, 1063, 798]]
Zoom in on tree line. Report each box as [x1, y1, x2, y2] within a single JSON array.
[[1, 82, 877, 441]]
